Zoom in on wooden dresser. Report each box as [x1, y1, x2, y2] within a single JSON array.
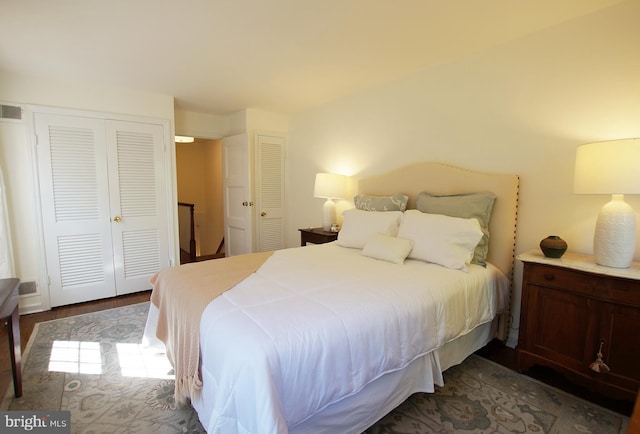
[[517, 250, 640, 402]]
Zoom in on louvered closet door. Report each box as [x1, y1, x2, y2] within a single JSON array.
[[35, 113, 116, 306], [256, 133, 285, 251], [106, 120, 169, 295]]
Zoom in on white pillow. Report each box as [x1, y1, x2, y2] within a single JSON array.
[[397, 210, 483, 271], [337, 209, 403, 249], [362, 233, 414, 264]]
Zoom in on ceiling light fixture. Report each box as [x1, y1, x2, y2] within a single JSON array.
[[175, 136, 195, 143]]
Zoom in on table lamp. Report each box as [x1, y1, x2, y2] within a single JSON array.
[[574, 139, 640, 268], [314, 173, 347, 231]]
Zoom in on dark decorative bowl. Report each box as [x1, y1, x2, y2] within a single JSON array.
[[540, 235, 567, 258]]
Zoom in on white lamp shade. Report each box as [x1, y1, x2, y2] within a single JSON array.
[[574, 139, 640, 268], [574, 139, 640, 195], [314, 173, 347, 199]]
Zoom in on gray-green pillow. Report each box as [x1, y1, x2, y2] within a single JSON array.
[[354, 193, 408, 212], [416, 192, 496, 266]]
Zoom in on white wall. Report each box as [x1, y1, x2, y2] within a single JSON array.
[[174, 109, 230, 138], [0, 71, 175, 312], [285, 0, 640, 346]]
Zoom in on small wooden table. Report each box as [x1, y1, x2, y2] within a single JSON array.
[[0, 278, 21, 397], [298, 227, 338, 246]]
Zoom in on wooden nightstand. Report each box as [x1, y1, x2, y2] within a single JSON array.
[[517, 250, 640, 402], [299, 227, 338, 246]]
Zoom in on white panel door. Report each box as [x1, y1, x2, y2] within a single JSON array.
[[106, 120, 170, 295], [222, 133, 252, 256], [35, 113, 116, 306], [255, 133, 285, 252]]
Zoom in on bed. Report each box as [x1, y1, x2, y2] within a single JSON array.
[[143, 162, 519, 434]]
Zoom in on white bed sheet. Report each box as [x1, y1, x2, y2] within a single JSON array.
[[190, 242, 509, 433]]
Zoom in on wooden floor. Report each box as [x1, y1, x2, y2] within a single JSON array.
[[0, 291, 634, 417]]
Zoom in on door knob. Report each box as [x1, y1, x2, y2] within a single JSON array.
[[261, 212, 267, 217], [113, 216, 122, 223]]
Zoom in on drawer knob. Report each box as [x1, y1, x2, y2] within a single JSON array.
[[543, 273, 555, 281]]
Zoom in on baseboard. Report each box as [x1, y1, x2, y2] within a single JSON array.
[[18, 293, 46, 315]]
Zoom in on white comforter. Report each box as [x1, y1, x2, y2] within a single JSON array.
[[196, 242, 509, 433]]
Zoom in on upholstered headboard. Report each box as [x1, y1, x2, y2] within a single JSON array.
[[357, 162, 519, 279]]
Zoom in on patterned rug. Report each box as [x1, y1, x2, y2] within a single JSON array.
[[2, 302, 629, 433]]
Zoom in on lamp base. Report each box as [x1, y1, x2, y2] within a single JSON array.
[[322, 198, 336, 232], [593, 194, 636, 268]]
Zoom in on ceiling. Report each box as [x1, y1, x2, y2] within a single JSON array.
[[0, 0, 625, 115]]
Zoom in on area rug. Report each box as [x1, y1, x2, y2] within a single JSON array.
[[2, 302, 629, 433]]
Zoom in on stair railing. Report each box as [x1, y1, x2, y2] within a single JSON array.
[[177, 202, 196, 260]]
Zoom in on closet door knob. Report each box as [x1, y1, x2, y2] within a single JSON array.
[[113, 216, 122, 223], [261, 212, 267, 217]]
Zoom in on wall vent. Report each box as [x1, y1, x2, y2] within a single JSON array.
[[19, 281, 38, 295], [0, 104, 23, 122]]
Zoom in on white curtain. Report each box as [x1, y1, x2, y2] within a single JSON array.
[[0, 166, 16, 278]]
